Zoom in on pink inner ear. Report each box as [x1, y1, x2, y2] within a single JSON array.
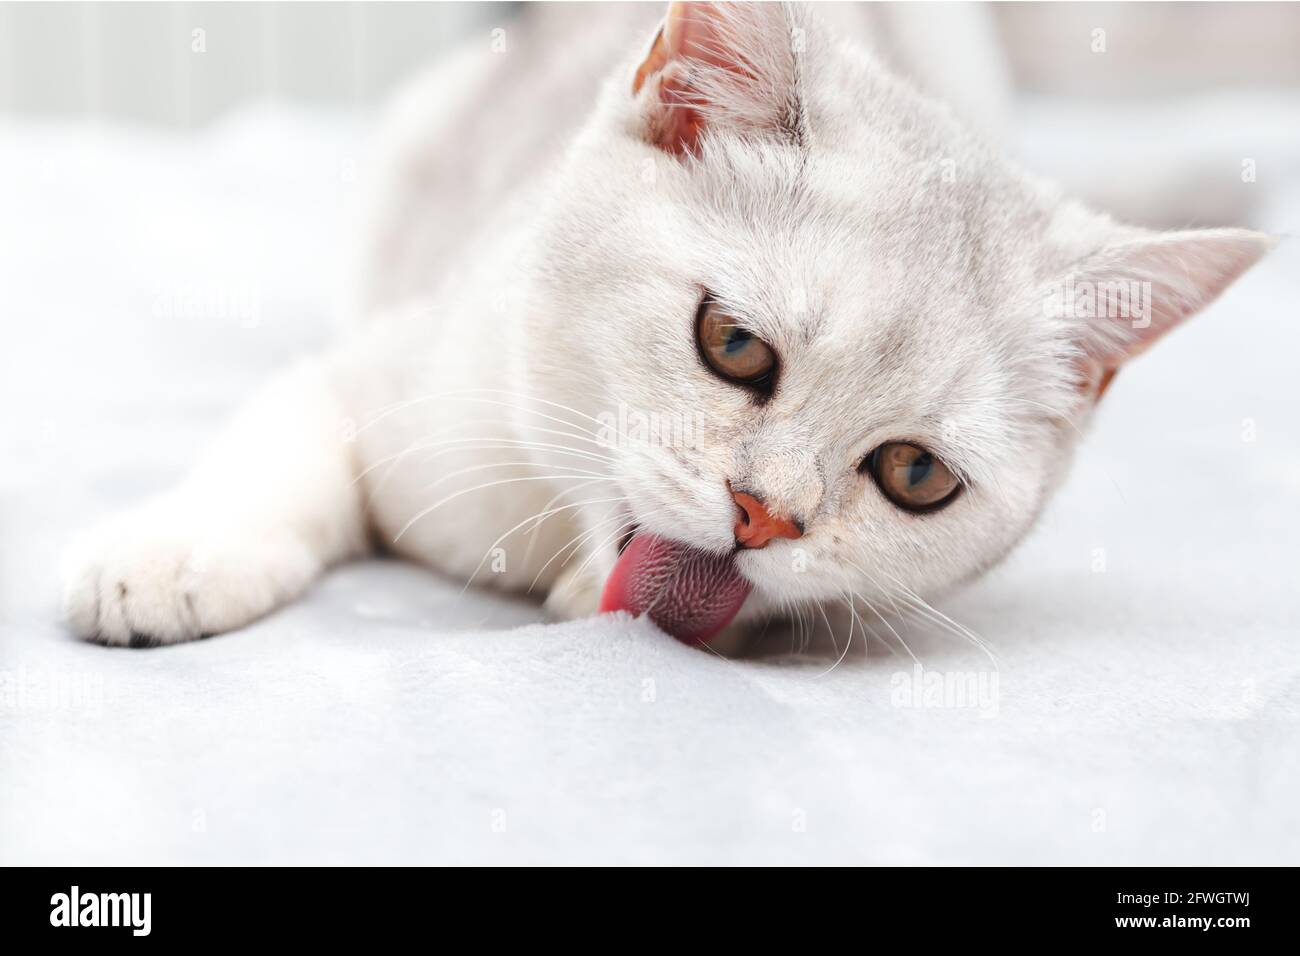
[[633, 16, 703, 156], [639, 60, 706, 157], [1074, 357, 1119, 404], [632, 25, 669, 96], [631, 2, 761, 157], [661, 2, 755, 75], [1070, 228, 1271, 371]]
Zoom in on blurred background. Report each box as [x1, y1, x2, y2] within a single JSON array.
[[1, 2, 1298, 126], [0, 2, 498, 125]]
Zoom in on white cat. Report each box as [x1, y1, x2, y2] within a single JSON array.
[[62, 2, 1269, 649]]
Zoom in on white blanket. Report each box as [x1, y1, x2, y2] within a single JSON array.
[[2, 102, 1297, 865]]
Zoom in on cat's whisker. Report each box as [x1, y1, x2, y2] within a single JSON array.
[[842, 590, 904, 665], [528, 508, 650, 594], [790, 601, 806, 655], [837, 558, 926, 664], [520, 495, 628, 544], [841, 589, 879, 663], [352, 431, 613, 507], [519, 479, 607, 572], [837, 592, 856, 660], [358, 387, 670, 475], [408, 439, 610, 470], [852, 595, 874, 661], [355, 384, 605, 430], [813, 596, 835, 659], [568, 511, 649, 585], [787, 597, 808, 656], [873, 568, 1000, 669], [354, 432, 615, 497], [436, 409, 609, 446], [355, 426, 608, 506], [814, 599, 838, 660], [394, 473, 611, 543], [364, 410, 609, 479], [460, 491, 630, 594], [771, 595, 793, 656], [402, 418, 616, 452], [898, 594, 1000, 671], [854, 585, 922, 668], [810, 589, 858, 678], [409, 440, 612, 469], [878, 572, 991, 652], [528, 523, 608, 595], [415, 460, 610, 497], [358, 388, 609, 440], [677, 623, 746, 667]]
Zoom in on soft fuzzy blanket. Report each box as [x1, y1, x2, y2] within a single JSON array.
[[2, 100, 1297, 864]]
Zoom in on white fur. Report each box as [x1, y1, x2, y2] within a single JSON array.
[[63, 361, 367, 644], [62, 2, 1269, 647]]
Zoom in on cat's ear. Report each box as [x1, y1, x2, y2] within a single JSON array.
[[1059, 227, 1272, 400], [632, 1, 802, 157]]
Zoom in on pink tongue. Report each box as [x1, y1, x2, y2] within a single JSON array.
[[599, 533, 751, 645]]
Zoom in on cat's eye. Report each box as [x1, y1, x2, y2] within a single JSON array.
[[864, 441, 961, 513], [696, 298, 776, 390]]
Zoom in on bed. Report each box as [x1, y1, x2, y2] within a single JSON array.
[[2, 98, 1297, 864]]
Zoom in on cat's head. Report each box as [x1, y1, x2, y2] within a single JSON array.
[[525, 2, 1270, 640]]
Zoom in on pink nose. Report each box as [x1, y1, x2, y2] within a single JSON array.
[[732, 491, 803, 549]]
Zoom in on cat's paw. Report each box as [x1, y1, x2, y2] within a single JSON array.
[[542, 562, 606, 622], [61, 512, 320, 647]]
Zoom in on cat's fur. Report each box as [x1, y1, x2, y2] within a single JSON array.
[[62, 2, 1269, 648]]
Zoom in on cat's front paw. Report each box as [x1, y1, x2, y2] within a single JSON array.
[[61, 512, 319, 647], [542, 562, 606, 622]]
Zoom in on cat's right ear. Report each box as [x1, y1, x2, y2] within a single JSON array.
[[1060, 226, 1272, 402], [632, 2, 803, 157]]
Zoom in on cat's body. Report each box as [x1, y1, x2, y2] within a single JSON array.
[[62, 2, 1268, 649]]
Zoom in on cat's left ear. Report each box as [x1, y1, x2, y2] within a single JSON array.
[[632, 1, 803, 157], [1061, 227, 1272, 400]]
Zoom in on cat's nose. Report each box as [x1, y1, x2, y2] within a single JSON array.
[[732, 489, 803, 549]]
